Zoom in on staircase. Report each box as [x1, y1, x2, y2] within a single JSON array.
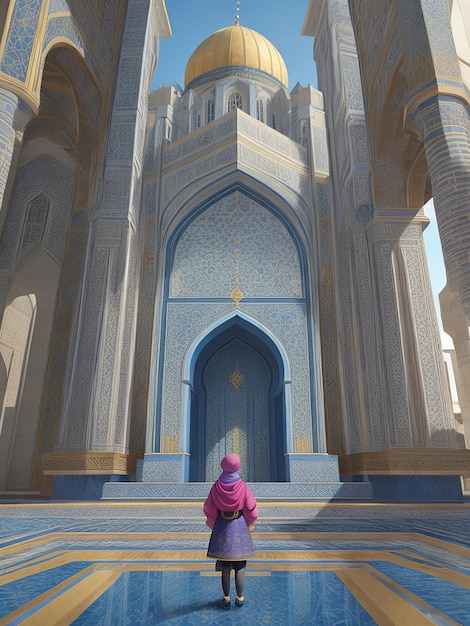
[[101, 453, 373, 506]]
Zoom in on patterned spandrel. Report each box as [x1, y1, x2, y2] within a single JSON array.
[[43, 16, 85, 61], [170, 192, 303, 299], [0, 0, 42, 82]]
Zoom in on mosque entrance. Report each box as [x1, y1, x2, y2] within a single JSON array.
[[189, 322, 286, 482]]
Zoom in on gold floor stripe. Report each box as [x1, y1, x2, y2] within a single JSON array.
[[17, 569, 122, 626], [0, 565, 98, 626], [256, 550, 470, 588], [2, 530, 469, 558], [337, 568, 436, 626], [394, 549, 449, 567], [2, 548, 470, 590], [0, 553, 78, 585], [360, 564, 462, 626], [1, 551, 70, 576]]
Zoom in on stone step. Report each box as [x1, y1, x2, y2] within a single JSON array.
[[101, 480, 373, 502]]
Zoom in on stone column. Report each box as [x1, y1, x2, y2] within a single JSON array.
[[453, 342, 470, 443], [439, 284, 470, 490], [48, 0, 160, 480], [412, 95, 470, 480], [0, 89, 33, 322], [0, 88, 32, 214], [397, 0, 470, 325], [413, 96, 470, 322], [367, 217, 456, 448], [304, 0, 380, 457], [340, 220, 387, 453], [0, 0, 40, 214], [440, 285, 470, 447]]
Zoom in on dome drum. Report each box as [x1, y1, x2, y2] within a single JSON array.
[[185, 64, 287, 93]]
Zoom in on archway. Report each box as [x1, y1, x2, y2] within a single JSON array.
[[185, 313, 290, 482]]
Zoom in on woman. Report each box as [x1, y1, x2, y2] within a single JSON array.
[[203, 454, 258, 609]]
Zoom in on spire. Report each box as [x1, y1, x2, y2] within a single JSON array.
[[235, 1, 240, 25]]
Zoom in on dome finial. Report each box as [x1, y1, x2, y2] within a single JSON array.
[[235, 1, 240, 25]]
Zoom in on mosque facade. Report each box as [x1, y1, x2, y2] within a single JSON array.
[[0, 0, 469, 500]]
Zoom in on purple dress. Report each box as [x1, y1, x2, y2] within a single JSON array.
[[207, 512, 256, 561]]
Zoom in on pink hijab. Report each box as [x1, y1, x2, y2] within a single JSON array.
[[203, 454, 258, 529]]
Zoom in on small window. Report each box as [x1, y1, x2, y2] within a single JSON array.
[[227, 92, 243, 112], [207, 99, 215, 123], [256, 100, 264, 123], [197, 114, 201, 128], [301, 120, 308, 147], [21, 194, 49, 251]]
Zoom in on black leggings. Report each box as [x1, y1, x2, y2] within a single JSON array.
[[221, 561, 246, 597]]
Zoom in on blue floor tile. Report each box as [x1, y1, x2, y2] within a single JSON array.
[[1, 501, 470, 625]]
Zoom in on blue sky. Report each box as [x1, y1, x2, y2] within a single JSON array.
[[152, 1, 447, 341], [424, 201, 449, 343], [152, 0, 316, 91]]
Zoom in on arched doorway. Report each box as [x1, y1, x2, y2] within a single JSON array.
[[188, 317, 288, 482]]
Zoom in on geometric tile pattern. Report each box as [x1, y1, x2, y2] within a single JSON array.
[[0, 0, 42, 81], [1, 501, 469, 624], [101, 479, 374, 500]]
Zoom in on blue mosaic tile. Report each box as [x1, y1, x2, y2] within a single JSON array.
[[0, 562, 89, 619], [71, 570, 377, 626]]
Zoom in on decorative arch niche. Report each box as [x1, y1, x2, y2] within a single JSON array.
[[182, 310, 292, 482], [150, 187, 318, 482]]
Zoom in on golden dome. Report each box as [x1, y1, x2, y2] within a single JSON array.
[[185, 24, 288, 88]]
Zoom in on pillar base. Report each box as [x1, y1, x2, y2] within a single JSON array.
[[285, 453, 340, 482], [51, 474, 130, 500], [138, 453, 190, 482], [357, 474, 463, 502]]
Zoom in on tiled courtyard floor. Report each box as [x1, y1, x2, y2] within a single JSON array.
[[1, 500, 470, 625]]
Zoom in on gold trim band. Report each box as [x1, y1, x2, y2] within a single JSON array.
[[340, 448, 470, 475], [40, 452, 139, 475]]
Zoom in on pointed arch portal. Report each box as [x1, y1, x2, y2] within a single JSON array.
[[182, 312, 291, 482]]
